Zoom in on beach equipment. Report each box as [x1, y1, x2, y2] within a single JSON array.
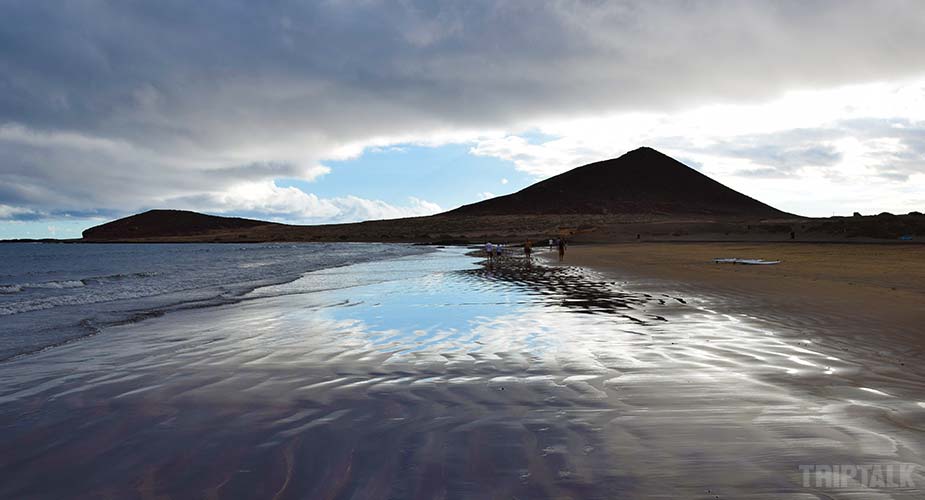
[[713, 258, 781, 265]]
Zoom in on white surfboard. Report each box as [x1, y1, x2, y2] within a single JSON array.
[[713, 258, 781, 265]]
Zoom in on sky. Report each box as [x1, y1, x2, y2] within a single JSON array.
[[1, 0, 924, 239]]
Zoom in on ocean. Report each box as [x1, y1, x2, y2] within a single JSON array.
[[0, 242, 429, 360]]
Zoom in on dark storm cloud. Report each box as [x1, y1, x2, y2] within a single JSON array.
[[1, 0, 925, 219]]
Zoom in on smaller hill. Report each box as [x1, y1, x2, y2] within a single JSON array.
[[82, 209, 276, 240]]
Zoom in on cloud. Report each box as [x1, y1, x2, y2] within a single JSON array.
[[0, 204, 37, 220], [500, 178, 508, 185], [0, 123, 330, 212], [165, 181, 440, 224], [836, 118, 925, 182], [2, 1, 925, 222], [707, 138, 844, 178]]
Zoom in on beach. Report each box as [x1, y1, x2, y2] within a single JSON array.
[[549, 242, 925, 340], [1, 244, 924, 498]]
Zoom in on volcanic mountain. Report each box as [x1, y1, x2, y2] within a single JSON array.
[[447, 147, 788, 217]]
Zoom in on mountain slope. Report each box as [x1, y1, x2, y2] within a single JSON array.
[[446, 147, 789, 217], [82, 210, 277, 240]]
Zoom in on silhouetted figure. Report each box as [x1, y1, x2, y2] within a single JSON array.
[[524, 240, 532, 262], [790, 231, 795, 240], [558, 238, 566, 261], [485, 242, 494, 263]]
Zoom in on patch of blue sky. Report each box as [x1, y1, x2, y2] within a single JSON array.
[[517, 129, 561, 145], [0, 219, 95, 240], [277, 143, 536, 210]]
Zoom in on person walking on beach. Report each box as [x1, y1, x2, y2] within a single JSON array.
[[485, 242, 494, 263], [557, 238, 566, 261], [549, 239, 554, 250], [524, 240, 533, 262]]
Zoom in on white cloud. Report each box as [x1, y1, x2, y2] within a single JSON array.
[[500, 178, 509, 185], [0, 204, 37, 220], [478, 192, 496, 200], [168, 181, 441, 224]]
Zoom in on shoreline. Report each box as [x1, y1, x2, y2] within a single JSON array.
[[0, 242, 433, 362]]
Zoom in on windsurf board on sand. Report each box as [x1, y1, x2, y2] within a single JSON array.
[[713, 258, 781, 265]]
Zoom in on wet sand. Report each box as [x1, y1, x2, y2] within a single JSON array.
[[1, 247, 924, 498]]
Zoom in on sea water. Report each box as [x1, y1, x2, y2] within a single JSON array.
[[0, 242, 429, 360]]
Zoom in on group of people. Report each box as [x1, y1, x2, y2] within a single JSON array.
[[485, 238, 567, 264], [484, 242, 507, 262]]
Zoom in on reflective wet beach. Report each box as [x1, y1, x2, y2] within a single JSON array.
[[1, 248, 923, 498]]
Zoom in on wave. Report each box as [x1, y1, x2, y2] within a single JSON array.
[[0, 272, 162, 295], [0, 279, 85, 294]]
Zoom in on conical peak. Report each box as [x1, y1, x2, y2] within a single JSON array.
[[446, 147, 788, 217]]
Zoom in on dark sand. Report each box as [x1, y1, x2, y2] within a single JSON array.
[[1, 247, 924, 498]]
